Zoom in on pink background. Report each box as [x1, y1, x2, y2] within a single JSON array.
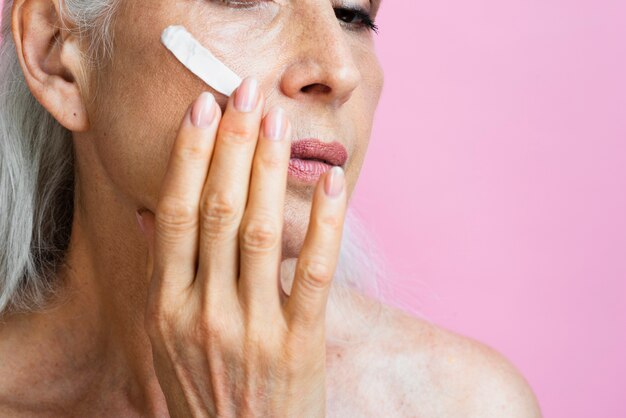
[[354, 1, 626, 418], [2, 1, 625, 417]]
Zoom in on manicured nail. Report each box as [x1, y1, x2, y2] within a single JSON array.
[[325, 166, 345, 197], [234, 77, 259, 112], [264, 107, 286, 141], [135, 211, 145, 234], [191, 92, 217, 128]]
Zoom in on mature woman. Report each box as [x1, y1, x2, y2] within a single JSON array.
[[0, 0, 542, 416]]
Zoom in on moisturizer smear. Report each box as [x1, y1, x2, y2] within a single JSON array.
[[161, 25, 243, 97]]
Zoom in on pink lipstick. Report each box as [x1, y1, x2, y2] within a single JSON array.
[[289, 139, 348, 184]]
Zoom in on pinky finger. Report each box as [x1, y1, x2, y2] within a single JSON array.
[[285, 166, 347, 332]]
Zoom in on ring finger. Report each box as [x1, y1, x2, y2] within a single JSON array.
[[238, 106, 292, 319]]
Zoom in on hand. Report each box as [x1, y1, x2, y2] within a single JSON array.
[[135, 77, 347, 418]]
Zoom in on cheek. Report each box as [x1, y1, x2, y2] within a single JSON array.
[[85, 5, 286, 207], [344, 55, 383, 197], [87, 63, 187, 208], [83, 1, 382, 212]]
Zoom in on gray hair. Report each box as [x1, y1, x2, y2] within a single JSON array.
[[0, 0, 402, 331], [0, 0, 118, 315]]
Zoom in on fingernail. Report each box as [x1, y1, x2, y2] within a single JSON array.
[[234, 77, 259, 112], [191, 92, 217, 128], [135, 211, 145, 234], [264, 107, 286, 141], [325, 166, 345, 198]]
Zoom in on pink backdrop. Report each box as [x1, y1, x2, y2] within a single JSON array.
[[355, 1, 626, 417], [2, 1, 625, 417]]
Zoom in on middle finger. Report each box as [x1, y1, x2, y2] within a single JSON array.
[[197, 77, 264, 305]]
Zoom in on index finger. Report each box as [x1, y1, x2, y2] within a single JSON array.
[[153, 92, 221, 294]]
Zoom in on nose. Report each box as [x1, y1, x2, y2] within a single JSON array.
[[279, 5, 362, 108]]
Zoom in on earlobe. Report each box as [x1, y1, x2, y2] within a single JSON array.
[[12, 0, 90, 132]]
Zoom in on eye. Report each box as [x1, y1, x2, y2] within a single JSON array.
[[334, 7, 379, 33], [211, 0, 379, 34]]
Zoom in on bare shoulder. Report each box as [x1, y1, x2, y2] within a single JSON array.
[[376, 303, 543, 417], [333, 295, 543, 418]]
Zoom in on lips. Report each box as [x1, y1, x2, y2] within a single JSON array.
[[290, 138, 348, 167]]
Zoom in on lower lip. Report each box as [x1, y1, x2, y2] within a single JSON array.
[[288, 158, 333, 183]]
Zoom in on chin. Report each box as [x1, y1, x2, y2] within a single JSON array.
[[280, 194, 311, 259], [281, 215, 307, 259]]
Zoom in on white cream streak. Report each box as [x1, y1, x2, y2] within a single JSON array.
[[161, 25, 243, 97]]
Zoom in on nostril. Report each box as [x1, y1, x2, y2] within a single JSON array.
[[301, 84, 332, 94]]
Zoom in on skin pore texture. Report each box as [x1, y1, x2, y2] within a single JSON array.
[[0, 0, 542, 416]]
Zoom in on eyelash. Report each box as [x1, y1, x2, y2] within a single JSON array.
[[335, 7, 379, 34], [213, 0, 379, 34]]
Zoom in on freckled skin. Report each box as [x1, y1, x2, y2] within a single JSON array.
[[0, 0, 543, 416], [87, 0, 383, 260]]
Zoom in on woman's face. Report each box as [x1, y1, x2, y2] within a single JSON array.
[[85, 0, 383, 258]]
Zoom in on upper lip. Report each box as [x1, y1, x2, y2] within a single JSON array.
[[290, 138, 349, 167]]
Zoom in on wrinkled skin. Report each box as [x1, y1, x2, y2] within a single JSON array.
[[0, 0, 543, 416], [89, 0, 383, 261]]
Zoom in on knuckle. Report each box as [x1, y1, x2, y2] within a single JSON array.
[[220, 124, 256, 145], [314, 212, 343, 231], [257, 151, 285, 170], [155, 198, 198, 232], [240, 217, 280, 253], [297, 258, 334, 290], [196, 313, 241, 346], [200, 192, 241, 233], [175, 139, 211, 162]]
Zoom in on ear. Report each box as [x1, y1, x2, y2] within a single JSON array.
[[12, 0, 90, 132]]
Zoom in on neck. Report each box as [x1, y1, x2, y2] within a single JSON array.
[[0, 149, 168, 415]]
